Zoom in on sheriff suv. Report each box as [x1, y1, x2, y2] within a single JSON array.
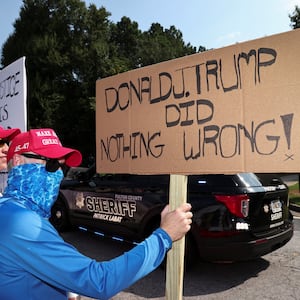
[[50, 171, 293, 262]]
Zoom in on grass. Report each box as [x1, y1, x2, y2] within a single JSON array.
[[288, 182, 300, 206]]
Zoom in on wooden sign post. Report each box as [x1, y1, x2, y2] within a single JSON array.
[[166, 174, 188, 300]]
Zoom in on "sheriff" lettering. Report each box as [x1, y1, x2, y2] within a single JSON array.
[[86, 196, 137, 217]]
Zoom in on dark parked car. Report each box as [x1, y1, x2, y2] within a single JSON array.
[[50, 170, 293, 263]]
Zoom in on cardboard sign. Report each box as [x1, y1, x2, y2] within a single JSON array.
[[0, 57, 27, 132], [96, 29, 300, 174]]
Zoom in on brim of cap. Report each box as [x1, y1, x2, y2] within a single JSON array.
[[0, 128, 21, 140], [34, 146, 82, 167]]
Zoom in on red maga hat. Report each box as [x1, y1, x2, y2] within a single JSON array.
[[7, 128, 82, 167], [0, 126, 21, 141]]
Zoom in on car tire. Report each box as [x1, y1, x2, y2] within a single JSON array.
[[50, 197, 70, 232]]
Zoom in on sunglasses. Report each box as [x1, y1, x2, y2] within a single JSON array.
[[0, 139, 10, 148], [21, 153, 63, 172]]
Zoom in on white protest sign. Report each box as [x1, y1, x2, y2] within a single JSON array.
[[0, 56, 27, 131]]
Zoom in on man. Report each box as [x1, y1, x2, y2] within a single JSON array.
[[0, 126, 21, 171], [0, 128, 193, 300], [0, 126, 21, 194]]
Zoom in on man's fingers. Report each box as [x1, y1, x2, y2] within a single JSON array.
[[160, 203, 193, 241], [178, 203, 192, 213]]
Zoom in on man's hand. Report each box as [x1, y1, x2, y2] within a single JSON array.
[[160, 203, 193, 242]]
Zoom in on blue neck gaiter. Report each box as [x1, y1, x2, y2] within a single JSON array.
[[3, 164, 64, 218]]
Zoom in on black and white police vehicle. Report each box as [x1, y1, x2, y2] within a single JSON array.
[[50, 170, 293, 263]]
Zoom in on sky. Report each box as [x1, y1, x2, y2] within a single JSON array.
[[1, 0, 300, 56]]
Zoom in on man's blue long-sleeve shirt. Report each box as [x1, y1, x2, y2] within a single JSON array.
[[0, 200, 172, 300]]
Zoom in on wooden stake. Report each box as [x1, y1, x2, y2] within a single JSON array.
[[166, 174, 188, 300]]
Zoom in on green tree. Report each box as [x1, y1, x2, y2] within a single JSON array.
[[289, 5, 300, 29], [108, 18, 201, 71], [1, 0, 204, 163], [109, 16, 142, 71], [139, 23, 198, 67], [1, 0, 112, 161]]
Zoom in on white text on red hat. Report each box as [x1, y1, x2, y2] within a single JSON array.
[[42, 138, 61, 146], [15, 142, 29, 152], [36, 130, 57, 137]]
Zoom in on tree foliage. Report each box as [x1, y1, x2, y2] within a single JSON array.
[[1, 0, 205, 163], [289, 5, 300, 29]]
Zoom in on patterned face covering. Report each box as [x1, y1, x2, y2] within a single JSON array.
[[3, 163, 64, 218]]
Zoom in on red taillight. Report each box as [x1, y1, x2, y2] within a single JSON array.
[[215, 194, 249, 218]]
